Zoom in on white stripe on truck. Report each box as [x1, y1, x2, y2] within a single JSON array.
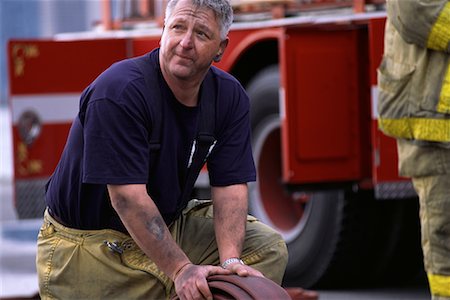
[[11, 94, 80, 124]]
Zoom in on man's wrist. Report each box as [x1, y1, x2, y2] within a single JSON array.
[[172, 261, 192, 281], [221, 257, 245, 269]]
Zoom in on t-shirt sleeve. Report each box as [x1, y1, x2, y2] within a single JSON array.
[[82, 84, 151, 185], [207, 83, 256, 186]]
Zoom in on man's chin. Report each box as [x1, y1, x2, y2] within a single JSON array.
[[172, 72, 192, 81], [170, 67, 194, 80]]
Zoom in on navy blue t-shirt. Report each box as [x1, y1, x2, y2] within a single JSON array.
[[45, 49, 256, 233]]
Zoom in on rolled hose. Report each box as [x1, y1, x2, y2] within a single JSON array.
[[171, 274, 319, 300]]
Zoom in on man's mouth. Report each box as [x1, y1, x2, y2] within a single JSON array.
[[176, 53, 193, 61]]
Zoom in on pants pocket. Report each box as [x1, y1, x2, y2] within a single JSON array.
[[120, 239, 172, 289]]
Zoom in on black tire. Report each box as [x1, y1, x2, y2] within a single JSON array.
[[245, 65, 423, 288], [246, 65, 348, 287]]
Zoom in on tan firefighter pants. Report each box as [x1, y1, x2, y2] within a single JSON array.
[[398, 139, 450, 299], [36, 200, 288, 300]]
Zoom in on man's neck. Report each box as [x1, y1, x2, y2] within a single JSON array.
[[168, 80, 199, 107], [161, 69, 207, 107]]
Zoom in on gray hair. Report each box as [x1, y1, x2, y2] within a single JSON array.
[[164, 0, 233, 40]]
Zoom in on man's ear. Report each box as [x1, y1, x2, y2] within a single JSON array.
[[159, 25, 166, 46], [214, 38, 229, 62]]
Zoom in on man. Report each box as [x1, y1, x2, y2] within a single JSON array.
[[378, 1, 450, 299], [36, 0, 288, 299]]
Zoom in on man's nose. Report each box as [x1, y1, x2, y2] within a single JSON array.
[[180, 31, 194, 48]]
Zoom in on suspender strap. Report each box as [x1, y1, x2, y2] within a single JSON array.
[[133, 55, 162, 151], [133, 55, 163, 202], [174, 73, 217, 223]]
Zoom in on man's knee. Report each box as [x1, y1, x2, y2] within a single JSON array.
[[261, 229, 288, 266], [244, 220, 288, 284]]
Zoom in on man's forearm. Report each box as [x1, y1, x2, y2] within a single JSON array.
[[108, 184, 191, 280], [212, 184, 248, 264]]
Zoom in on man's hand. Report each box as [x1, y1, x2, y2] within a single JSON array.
[[174, 264, 231, 300], [224, 261, 264, 278]]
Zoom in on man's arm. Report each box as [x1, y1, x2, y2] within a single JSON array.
[[108, 184, 191, 278], [108, 184, 229, 299], [212, 183, 263, 277]]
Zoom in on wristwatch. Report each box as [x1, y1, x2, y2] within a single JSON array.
[[221, 257, 245, 269]]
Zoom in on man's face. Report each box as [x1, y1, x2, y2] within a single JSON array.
[[159, 0, 228, 82]]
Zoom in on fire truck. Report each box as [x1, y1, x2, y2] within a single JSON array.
[[8, 0, 424, 288]]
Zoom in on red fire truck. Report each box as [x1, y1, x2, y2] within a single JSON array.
[[8, 0, 423, 288]]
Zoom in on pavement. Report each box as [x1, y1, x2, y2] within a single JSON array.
[[0, 105, 41, 298], [0, 219, 40, 299]]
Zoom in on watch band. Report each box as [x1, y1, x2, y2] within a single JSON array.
[[221, 257, 245, 269]]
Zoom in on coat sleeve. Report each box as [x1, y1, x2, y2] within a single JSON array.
[[387, 0, 450, 52]]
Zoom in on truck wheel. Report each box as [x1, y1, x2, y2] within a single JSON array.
[[246, 65, 423, 288], [246, 65, 344, 287], [245, 66, 371, 288]]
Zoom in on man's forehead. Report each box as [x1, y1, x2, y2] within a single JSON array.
[[171, 0, 215, 17], [169, 3, 218, 25]]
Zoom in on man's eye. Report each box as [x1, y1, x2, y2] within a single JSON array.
[[197, 31, 208, 38], [172, 24, 184, 30]]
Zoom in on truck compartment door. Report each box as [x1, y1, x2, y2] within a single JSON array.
[[279, 25, 371, 185]]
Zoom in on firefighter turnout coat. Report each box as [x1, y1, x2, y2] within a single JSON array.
[[378, 0, 450, 143]]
